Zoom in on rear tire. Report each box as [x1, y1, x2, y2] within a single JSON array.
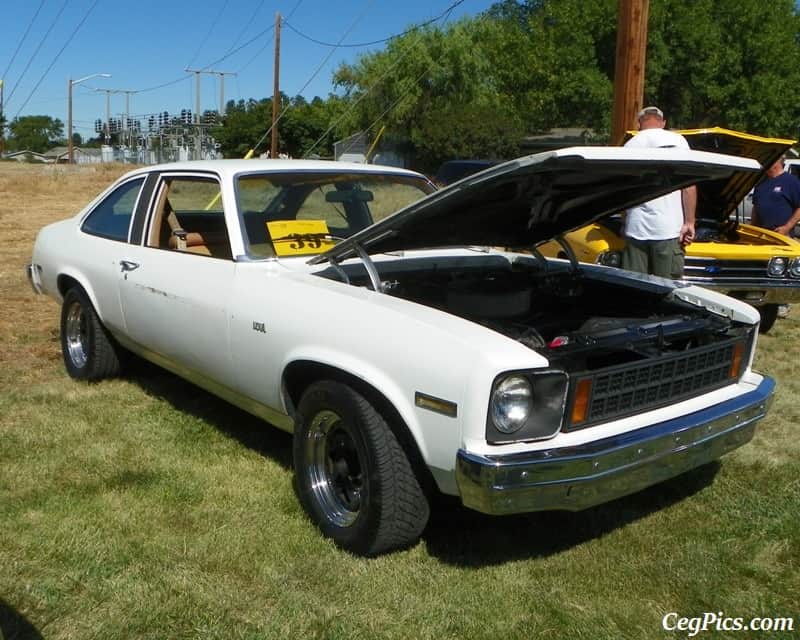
[[293, 380, 430, 556], [757, 304, 779, 334], [60, 287, 123, 380]]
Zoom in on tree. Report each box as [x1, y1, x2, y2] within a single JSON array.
[[644, 0, 800, 135], [492, 0, 800, 136], [484, 0, 617, 133], [331, 0, 800, 167], [211, 95, 343, 158], [211, 98, 269, 158], [279, 95, 347, 158], [332, 5, 618, 169], [7, 115, 64, 152], [415, 102, 523, 172], [333, 19, 523, 170]]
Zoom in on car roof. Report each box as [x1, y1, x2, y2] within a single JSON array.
[[119, 158, 428, 181], [434, 159, 499, 185]]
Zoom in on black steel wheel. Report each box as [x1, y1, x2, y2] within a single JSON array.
[[294, 380, 429, 556]]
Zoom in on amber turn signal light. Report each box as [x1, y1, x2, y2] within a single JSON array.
[[571, 378, 593, 425]]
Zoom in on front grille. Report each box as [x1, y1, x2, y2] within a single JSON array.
[[565, 337, 746, 431], [683, 257, 768, 280]]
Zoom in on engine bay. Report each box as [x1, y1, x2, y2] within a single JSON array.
[[322, 253, 750, 374]]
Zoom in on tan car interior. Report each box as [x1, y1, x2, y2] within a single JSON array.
[[148, 181, 232, 259]]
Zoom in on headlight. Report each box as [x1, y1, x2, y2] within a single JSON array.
[[490, 376, 532, 433], [486, 371, 568, 444], [597, 251, 622, 268], [768, 257, 787, 277], [789, 257, 800, 278]]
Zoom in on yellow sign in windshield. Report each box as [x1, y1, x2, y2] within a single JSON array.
[[267, 220, 337, 256]]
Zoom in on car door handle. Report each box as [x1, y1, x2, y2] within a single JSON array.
[[120, 260, 140, 273]]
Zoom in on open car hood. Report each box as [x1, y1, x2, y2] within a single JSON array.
[[312, 146, 759, 263], [675, 127, 795, 222]]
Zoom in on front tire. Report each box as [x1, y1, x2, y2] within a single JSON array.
[[60, 287, 123, 380], [757, 304, 779, 334], [293, 380, 430, 556]]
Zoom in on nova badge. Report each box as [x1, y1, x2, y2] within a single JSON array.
[[252, 321, 267, 333]]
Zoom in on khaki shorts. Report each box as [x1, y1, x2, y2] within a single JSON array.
[[623, 237, 684, 279]]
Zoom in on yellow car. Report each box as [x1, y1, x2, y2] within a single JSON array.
[[539, 128, 800, 332]]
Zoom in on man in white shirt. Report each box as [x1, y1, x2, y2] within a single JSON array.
[[622, 106, 697, 278]]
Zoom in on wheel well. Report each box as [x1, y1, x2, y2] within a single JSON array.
[[283, 361, 437, 497], [57, 274, 82, 297]]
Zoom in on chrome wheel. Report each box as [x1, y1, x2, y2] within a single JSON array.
[[64, 300, 88, 369], [60, 287, 123, 380], [294, 380, 430, 555], [305, 409, 363, 527]]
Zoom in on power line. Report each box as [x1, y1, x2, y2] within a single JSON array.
[[284, 0, 467, 48], [136, 1, 299, 102], [13, 0, 100, 119], [128, 3, 282, 95], [224, 0, 269, 60], [133, 73, 193, 95], [185, 0, 231, 69], [235, 0, 305, 75], [1, 0, 47, 82], [251, 0, 376, 154], [196, 23, 276, 74], [192, 1, 305, 76], [290, 0, 374, 99], [4, 0, 69, 109], [301, 2, 464, 158]]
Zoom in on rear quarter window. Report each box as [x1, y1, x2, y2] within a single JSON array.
[[81, 177, 145, 241]]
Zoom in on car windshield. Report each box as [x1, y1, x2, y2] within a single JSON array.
[[236, 171, 433, 258]]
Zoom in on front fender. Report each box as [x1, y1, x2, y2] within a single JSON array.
[[281, 345, 463, 474]]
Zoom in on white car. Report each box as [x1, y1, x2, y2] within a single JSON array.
[[27, 150, 774, 556]]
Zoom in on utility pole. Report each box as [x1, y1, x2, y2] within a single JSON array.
[[96, 88, 134, 146], [68, 73, 110, 164], [185, 68, 237, 118], [67, 78, 72, 162], [104, 90, 111, 143], [217, 71, 236, 115], [0, 79, 5, 157], [271, 11, 281, 159], [123, 90, 133, 134], [185, 68, 236, 160], [611, 0, 649, 145]]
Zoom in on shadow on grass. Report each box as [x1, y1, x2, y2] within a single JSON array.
[[0, 599, 42, 640], [422, 462, 720, 567], [125, 358, 293, 470]]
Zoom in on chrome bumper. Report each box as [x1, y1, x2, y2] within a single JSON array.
[[26, 263, 44, 294], [456, 377, 774, 515], [682, 277, 800, 304]]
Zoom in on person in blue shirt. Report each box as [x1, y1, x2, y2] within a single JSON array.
[[752, 156, 800, 236]]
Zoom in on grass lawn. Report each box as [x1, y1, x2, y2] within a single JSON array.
[[1, 162, 798, 639]]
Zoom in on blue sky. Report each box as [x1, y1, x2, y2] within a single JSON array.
[[2, 0, 497, 140]]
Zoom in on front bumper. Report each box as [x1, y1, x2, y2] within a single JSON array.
[[682, 277, 800, 304], [456, 376, 774, 515]]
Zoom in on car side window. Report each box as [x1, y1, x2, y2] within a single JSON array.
[[146, 176, 231, 259], [81, 177, 145, 241]]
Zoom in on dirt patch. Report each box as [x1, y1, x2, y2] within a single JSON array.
[[0, 162, 134, 385]]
